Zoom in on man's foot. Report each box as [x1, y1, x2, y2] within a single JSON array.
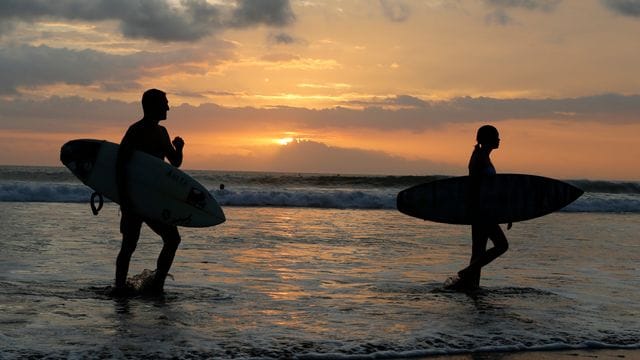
[[140, 279, 164, 295], [443, 275, 461, 289], [108, 284, 136, 298], [133, 269, 168, 296], [443, 274, 479, 293]]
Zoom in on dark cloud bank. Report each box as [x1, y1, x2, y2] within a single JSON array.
[[379, 0, 411, 22], [484, 0, 640, 26], [0, 0, 296, 95], [1, 94, 638, 134], [273, 139, 458, 175], [1, 94, 638, 173], [484, 0, 562, 25], [601, 0, 640, 17], [485, 0, 562, 12], [197, 139, 457, 175], [0, 0, 295, 42], [0, 43, 233, 94]]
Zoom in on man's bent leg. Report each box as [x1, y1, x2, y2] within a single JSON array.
[[147, 221, 181, 292]]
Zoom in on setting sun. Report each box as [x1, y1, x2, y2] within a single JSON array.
[[275, 137, 295, 146]]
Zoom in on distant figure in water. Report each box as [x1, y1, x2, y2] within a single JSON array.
[[446, 125, 509, 291], [114, 89, 185, 296]]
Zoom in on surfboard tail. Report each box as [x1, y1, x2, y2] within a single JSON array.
[[60, 139, 104, 182]]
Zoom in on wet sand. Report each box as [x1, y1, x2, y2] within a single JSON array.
[[428, 349, 638, 359]]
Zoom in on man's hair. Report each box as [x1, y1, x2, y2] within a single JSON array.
[[141, 88, 166, 114]]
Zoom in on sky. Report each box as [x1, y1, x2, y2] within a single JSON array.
[[1, 0, 639, 180]]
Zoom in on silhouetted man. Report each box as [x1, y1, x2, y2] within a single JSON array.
[[114, 89, 184, 295]]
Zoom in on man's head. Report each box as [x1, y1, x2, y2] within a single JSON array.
[[142, 89, 169, 121]]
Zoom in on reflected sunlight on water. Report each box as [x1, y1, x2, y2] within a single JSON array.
[[1, 203, 639, 359]]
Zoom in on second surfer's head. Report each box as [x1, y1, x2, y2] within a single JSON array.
[[476, 125, 500, 149], [142, 89, 169, 121]]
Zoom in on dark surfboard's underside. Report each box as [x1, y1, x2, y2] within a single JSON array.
[[397, 174, 583, 224]]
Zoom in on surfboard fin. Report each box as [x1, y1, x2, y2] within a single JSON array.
[[90, 192, 104, 215]]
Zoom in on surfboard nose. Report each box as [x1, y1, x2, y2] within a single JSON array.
[[396, 188, 413, 216], [213, 207, 226, 225]]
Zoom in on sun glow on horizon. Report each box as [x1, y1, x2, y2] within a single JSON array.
[[275, 137, 295, 145]]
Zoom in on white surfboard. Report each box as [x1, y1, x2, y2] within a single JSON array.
[[60, 139, 225, 227]]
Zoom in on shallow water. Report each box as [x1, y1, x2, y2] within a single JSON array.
[[1, 203, 639, 359]]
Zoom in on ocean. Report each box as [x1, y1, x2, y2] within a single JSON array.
[[1, 166, 639, 359]]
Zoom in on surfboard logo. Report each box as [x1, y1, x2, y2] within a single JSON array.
[[165, 169, 189, 187], [186, 187, 207, 209]]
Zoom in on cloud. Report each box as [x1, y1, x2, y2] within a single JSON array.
[[230, 0, 295, 28], [485, 0, 562, 11], [2, 94, 638, 135], [601, 0, 640, 17], [267, 32, 305, 45], [0, 96, 138, 132], [0, 18, 15, 34], [175, 140, 464, 175], [0, 0, 295, 42], [485, 9, 515, 25], [345, 95, 429, 109], [0, 45, 136, 94], [484, 0, 562, 25], [260, 53, 301, 63], [267, 140, 455, 175], [379, 0, 411, 22], [0, 43, 232, 94]]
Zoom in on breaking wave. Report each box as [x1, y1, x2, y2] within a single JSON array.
[[1, 181, 639, 213]]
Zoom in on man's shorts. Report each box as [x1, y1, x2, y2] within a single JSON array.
[[120, 209, 180, 242]]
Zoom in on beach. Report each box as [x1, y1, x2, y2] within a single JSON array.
[[429, 349, 639, 359], [1, 167, 639, 359]]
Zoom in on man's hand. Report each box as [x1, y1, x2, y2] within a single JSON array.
[[172, 136, 184, 151]]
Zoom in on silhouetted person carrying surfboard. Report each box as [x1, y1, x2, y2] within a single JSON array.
[[114, 89, 184, 295], [445, 125, 509, 291]]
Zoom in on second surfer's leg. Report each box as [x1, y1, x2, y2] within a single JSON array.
[[461, 224, 488, 288], [483, 224, 508, 264], [459, 224, 508, 284]]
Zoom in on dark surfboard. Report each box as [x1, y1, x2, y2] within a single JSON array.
[[396, 174, 583, 224]]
